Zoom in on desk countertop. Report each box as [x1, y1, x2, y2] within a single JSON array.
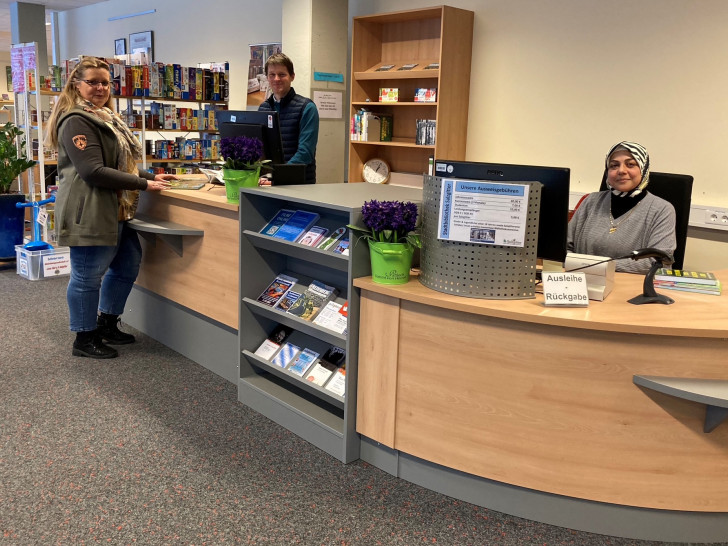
[[354, 270, 728, 338], [158, 183, 237, 211]]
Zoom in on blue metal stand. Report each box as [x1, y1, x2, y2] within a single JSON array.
[[16, 195, 56, 251]]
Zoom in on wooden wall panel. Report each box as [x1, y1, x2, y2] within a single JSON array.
[[356, 290, 401, 446], [389, 300, 728, 511], [134, 191, 239, 329]]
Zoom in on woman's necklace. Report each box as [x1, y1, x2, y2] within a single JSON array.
[[609, 200, 642, 234]]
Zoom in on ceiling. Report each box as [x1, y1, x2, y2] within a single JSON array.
[[0, 0, 106, 54]]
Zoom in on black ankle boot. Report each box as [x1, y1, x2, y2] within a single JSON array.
[[97, 313, 135, 345], [72, 330, 119, 359]]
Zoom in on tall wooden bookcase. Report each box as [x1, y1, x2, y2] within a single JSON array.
[[348, 6, 474, 184]]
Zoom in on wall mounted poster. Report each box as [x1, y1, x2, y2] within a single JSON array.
[[437, 178, 529, 247], [246, 42, 282, 107], [10, 44, 37, 93], [129, 31, 153, 62]]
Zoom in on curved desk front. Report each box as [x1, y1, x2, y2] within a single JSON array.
[[353, 272, 728, 542]]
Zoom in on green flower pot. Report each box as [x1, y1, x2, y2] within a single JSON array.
[[369, 241, 414, 285], [223, 167, 260, 204]]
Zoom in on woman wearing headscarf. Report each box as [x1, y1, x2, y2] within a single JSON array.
[[46, 57, 176, 359], [567, 141, 676, 273]]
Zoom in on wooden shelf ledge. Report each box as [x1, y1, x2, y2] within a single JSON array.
[[127, 213, 203, 256], [633, 375, 728, 433]]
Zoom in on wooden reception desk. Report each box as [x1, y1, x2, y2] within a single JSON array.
[[354, 272, 728, 541], [124, 185, 240, 383]]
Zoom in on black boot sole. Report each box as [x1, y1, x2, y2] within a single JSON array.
[[72, 346, 119, 359], [100, 336, 135, 345]]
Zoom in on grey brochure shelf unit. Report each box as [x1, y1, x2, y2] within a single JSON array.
[[238, 183, 423, 463]]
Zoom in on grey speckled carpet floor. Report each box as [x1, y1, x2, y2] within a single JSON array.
[[0, 268, 685, 545]]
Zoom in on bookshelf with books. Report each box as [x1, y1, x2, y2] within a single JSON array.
[[23, 55, 229, 178], [348, 6, 474, 185], [237, 183, 422, 463]]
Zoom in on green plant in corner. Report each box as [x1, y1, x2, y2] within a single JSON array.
[[0, 122, 36, 194]]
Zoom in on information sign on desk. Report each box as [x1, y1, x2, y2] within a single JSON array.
[[542, 271, 589, 307], [437, 178, 528, 247]]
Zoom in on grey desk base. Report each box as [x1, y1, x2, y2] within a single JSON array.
[[124, 285, 238, 384], [360, 437, 728, 543]]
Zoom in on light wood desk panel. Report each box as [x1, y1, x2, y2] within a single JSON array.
[[134, 185, 239, 328], [355, 272, 728, 511]]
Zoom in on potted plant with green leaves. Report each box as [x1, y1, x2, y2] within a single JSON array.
[[220, 135, 269, 204], [0, 122, 36, 259], [348, 199, 422, 285]]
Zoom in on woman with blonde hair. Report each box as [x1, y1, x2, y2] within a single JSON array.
[[47, 57, 176, 359]]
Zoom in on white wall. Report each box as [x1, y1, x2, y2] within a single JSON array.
[[356, 0, 726, 205], [58, 0, 283, 111], [356, 0, 728, 270]]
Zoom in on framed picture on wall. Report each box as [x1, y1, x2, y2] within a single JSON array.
[[129, 30, 153, 62], [114, 38, 126, 55]]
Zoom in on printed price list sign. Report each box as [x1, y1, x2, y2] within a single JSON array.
[[437, 179, 529, 247]]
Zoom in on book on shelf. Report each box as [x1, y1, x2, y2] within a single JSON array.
[[271, 342, 300, 368], [332, 238, 350, 256], [274, 290, 301, 312], [654, 268, 719, 285], [312, 300, 347, 335], [298, 226, 329, 247], [378, 113, 393, 142], [379, 88, 399, 102], [271, 210, 320, 242], [415, 119, 437, 145], [324, 364, 346, 397], [260, 209, 295, 237], [423, 62, 439, 70], [253, 325, 293, 360], [317, 227, 347, 251], [287, 348, 320, 377], [286, 280, 338, 321], [375, 64, 395, 72], [654, 280, 722, 295], [398, 63, 418, 71], [256, 274, 298, 307], [305, 346, 346, 386], [414, 88, 437, 102]]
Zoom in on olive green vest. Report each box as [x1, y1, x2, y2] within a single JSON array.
[[55, 107, 121, 247]]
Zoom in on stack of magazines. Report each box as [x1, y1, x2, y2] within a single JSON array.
[[653, 268, 722, 296]]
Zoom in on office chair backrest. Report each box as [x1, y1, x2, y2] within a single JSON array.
[[599, 171, 694, 270]]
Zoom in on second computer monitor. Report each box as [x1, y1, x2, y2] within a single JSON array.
[[217, 110, 285, 164], [433, 159, 571, 263]]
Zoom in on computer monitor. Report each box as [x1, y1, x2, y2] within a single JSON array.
[[217, 110, 285, 164], [433, 159, 571, 263]]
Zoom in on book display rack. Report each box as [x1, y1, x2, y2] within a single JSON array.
[[237, 183, 421, 463], [348, 6, 474, 185]]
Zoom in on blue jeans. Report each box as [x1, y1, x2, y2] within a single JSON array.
[[67, 222, 141, 332]]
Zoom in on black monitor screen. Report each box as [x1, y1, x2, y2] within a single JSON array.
[[217, 110, 285, 164], [433, 159, 571, 263]]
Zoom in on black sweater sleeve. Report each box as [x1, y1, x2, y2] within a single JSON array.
[[59, 115, 149, 190]]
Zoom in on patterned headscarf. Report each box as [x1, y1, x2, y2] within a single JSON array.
[[605, 141, 650, 198]]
